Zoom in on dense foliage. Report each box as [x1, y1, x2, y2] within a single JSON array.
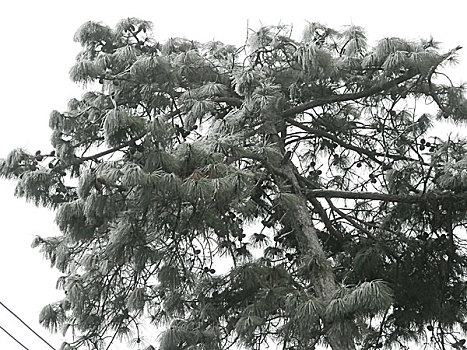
[[2, 18, 467, 350]]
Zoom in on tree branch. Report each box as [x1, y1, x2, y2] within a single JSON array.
[[306, 188, 467, 203], [56, 109, 181, 171], [285, 118, 429, 165], [324, 197, 377, 239], [285, 117, 382, 163], [281, 46, 462, 118], [281, 71, 419, 117], [212, 96, 243, 107]]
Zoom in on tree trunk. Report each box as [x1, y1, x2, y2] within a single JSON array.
[[279, 166, 356, 350], [263, 115, 355, 349], [289, 194, 355, 350]]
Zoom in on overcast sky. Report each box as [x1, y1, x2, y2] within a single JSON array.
[[0, 1, 466, 349]]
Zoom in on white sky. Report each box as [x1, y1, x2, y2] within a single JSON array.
[[0, 1, 466, 349]]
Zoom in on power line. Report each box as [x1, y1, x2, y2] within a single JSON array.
[[0, 301, 56, 350], [0, 323, 30, 350]]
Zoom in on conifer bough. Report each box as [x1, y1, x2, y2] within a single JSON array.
[[2, 18, 467, 350]]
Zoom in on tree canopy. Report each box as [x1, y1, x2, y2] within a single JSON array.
[[2, 18, 467, 350]]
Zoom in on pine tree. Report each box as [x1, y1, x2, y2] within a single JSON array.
[[2, 18, 467, 350]]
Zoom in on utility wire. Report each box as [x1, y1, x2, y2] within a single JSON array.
[[0, 301, 56, 350], [0, 323, 30, 350]]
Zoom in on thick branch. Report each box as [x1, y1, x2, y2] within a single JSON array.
[[306, 188, 467, 203], [212, 96, 243, 107], [308, 195, 343, 240], [285, 118, 429, 165], [324, 197, 377, 239], [282, 71, 418, 117], [285, 118, 382, 163], [282, 46, 461, 118], [57, 109, 181, 171]]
